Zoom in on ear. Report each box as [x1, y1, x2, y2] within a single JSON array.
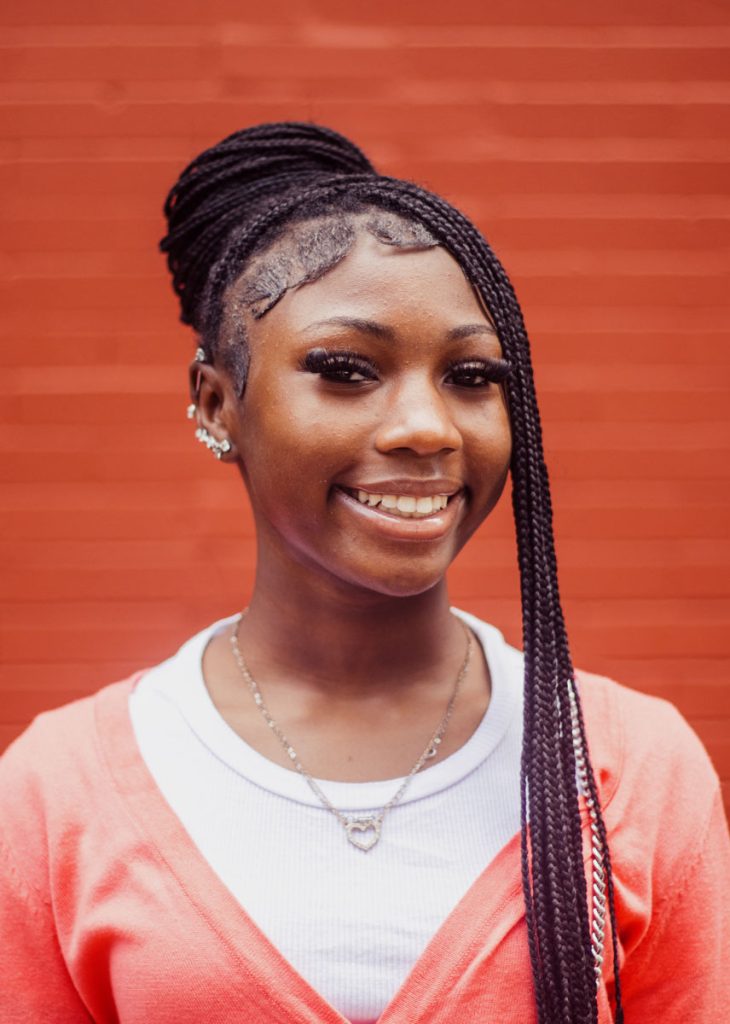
[[188, 359, 239, 462]]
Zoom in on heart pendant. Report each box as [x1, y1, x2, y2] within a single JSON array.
[[345, 816, 382, 852]]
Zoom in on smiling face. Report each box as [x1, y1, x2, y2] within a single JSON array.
[[210, 227, 512, 598]]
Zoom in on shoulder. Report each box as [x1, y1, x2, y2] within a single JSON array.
[[576, 670, 730, 986], [576, 669, 725, 918], [0, 614, 231, 823], [0, 679, 137, 890], [1, 678, 134, 786], [576, 668, 719, 809]]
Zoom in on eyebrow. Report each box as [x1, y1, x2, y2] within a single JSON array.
[[447, 323, 497, 340], [302, 317, 395, 341], [301, 316, 497, 341]]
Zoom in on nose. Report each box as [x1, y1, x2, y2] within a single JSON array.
[[374, 374, 462, 457]]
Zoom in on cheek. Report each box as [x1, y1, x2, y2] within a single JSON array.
[[485, 397, 512, 449], [495, 414, 513, 473], [244, 368, 371, 467], [467, 407, 512, 499], [238, 396, 351, 513]]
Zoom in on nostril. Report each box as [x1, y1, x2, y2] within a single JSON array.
[[374, 421, 462, 457]]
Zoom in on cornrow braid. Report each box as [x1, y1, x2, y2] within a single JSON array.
[[161, 122, 375, 327], [160, 122, 624, 1024]]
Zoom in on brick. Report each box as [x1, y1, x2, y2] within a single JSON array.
[[216, 43, 730, 83], [0, 43, 217, 82], [0, 508, 250, 541]]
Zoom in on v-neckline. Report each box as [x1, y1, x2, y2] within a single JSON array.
[[96, 676, 529, 1023]]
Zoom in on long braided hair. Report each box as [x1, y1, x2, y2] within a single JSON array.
[[160, 121, 624, 1024]]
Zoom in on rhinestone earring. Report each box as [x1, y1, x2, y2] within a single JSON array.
[[187, 404, 232, 460], [195, 426, 232, 460]]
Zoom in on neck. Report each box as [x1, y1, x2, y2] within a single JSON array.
[[238, 550, 464, 698]]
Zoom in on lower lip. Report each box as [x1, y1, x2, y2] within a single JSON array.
[[333, 488, 465, 542]]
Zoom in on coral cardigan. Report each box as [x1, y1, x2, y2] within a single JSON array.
[[1, 670, 729, 1024]]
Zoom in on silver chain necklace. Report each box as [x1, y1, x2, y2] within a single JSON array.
[[229, 615, 473, 851]]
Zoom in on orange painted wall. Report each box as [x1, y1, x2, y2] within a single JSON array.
[[2, 1, 729, 810]]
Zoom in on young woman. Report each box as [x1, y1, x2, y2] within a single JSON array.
[[1, 122, 728, 1024]]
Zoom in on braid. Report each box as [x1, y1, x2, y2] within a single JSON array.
[[161, 122, 375, 328], [160, 122, 625, 1024]]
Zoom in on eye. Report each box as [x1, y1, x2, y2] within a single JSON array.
[[445, 357, 512, 389], [301, 348, 379, 384]]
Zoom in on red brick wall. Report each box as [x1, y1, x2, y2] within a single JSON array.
[[2, 2, 729, 809]]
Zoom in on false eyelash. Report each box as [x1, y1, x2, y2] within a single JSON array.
[[446, 357, 513, 384], [301, 348, 379, 380]]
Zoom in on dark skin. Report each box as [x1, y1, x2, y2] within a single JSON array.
[[192, 232, 512, 782]]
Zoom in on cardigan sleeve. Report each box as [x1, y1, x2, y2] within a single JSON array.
[[0, 713, 95, 1024], [0, 829, 94, 1023], [616, 785, 730, 1020], [583, 675, 730, 1022]]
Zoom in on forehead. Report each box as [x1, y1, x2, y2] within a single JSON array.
[[229, 209, 438, 320], [257, 231, 490, 328]]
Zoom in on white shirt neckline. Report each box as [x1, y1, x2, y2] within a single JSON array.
[[144, 607, 522, 813]]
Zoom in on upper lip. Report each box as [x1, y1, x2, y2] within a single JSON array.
[[341, 479, 463, 497]]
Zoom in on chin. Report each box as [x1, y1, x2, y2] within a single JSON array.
[[326, 534, 468, 600], [345, 564, 449, 600]]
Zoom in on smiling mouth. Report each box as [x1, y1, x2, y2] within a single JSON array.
[[340, 488, 456, 519]]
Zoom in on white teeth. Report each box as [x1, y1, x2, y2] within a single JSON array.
[[349, 490, 453, 518]]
